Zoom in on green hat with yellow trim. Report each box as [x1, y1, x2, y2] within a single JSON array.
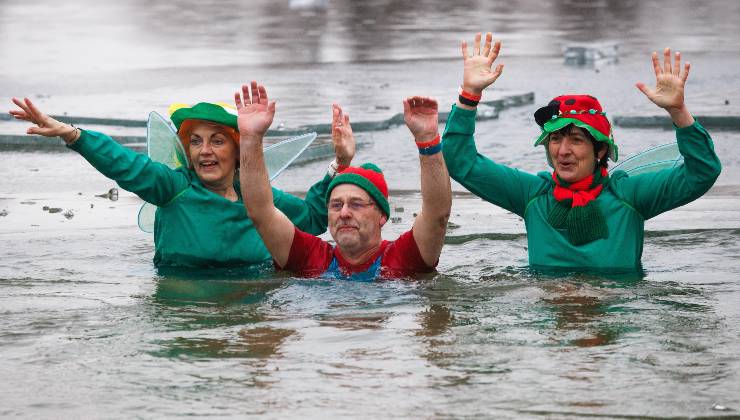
[[168, 102, 240, 151], [533, 94, 618, 162]]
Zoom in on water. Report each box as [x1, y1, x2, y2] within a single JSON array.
[[2, 0, 740, 418]]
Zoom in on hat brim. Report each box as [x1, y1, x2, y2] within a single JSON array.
[[534, 117, 618, 162]]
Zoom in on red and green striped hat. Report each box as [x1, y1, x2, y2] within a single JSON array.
[[327, 163, 390, 217], [533, 94, 618, 162]]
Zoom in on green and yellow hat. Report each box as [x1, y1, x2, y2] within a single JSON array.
[[169, 102, 240, 150]]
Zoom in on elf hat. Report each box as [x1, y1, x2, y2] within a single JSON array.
[[327, 163, 390, 218], [533, 94, 618, 162], [169, 102, 240, 151]]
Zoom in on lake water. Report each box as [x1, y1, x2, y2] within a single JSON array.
[[2, 0, 740, 418]]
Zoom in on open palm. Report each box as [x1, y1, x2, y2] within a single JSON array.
[[403, 96, 439, 142], [462, 32, 504, 95], [234, 81, 275, 138], [636, 48, 690, 111]]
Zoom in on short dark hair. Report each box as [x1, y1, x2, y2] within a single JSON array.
[[551, 124, 609, 168]]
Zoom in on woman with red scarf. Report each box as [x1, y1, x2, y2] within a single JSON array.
[[442, 33, 721, 271]]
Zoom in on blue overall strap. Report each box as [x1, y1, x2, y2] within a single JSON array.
[[324, 255, 383, 282]]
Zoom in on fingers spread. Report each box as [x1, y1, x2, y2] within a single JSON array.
[[651, 51, 661, 76], [673, 51, 681, 76], [635, 82, 652, 98], [241, 84, 250, 105], [461, 41, 469, 60], [250, 81, 259, 105], [234, 91, 243, 110], [474, 32, 481, 56], [482, 32, 492, 56], [682, 62, 691, 82], [259, 85, 268, 104], [663, 47, 672, 74], [488, 40, 502, 65]]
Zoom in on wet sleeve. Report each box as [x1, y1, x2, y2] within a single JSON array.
[[272, 174, 330, 235], [616, 121, 722, 220], [67, 130, 188, 206], [442, 104, 547, 217], [278, 226, 333, 276]]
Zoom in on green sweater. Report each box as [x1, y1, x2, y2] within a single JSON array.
[[442, 105, 721, 271], [69, 130, 330, 268]]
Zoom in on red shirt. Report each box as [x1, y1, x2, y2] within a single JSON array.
[[279, 227, 436, 280]]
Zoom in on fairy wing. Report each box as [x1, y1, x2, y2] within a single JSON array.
[[138, 112, 185, 233], [137, 112, 318, 233], [609, 142, 684, 176], [263, 132, 317, 179]]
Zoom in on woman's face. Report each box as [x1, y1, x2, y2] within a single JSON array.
[[188, 122, 238, 188], [547, 127, 605, 183]]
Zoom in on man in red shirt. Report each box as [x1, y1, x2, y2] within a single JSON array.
[[236, 81, 451, 280]]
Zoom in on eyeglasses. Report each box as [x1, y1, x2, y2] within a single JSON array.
[[328, 199, 376, 212]]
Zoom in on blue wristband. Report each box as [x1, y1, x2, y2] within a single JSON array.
[[418, 142, 442, 155]]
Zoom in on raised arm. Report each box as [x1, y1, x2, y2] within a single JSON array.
[[404, 96, 451, 267], [238, 81, 295, 267], [623, 49, 721, 218], [636, 48, 694, 128], [9, 98, 186, 205], [442, 33, 546, 216]]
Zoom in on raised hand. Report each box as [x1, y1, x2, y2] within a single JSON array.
[[461, 32, 504, 95], [636, 48, 694, 127], [9, 97, 79, 144], [403, 96, 439, 142], [331, 103, 355, 167], [636, 48, 690, 111], [234, 81, 276, 140]]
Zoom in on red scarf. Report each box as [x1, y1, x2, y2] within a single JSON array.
[[552, 167, 608, 207]]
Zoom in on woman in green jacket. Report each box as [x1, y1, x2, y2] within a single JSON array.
[[442, 33, 721, 271], [9, 96, 355, 268]]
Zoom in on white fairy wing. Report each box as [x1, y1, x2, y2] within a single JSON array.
[[609, 142, 684, 176], [137, 113, 318, 233], [264, 132, 317, 181], [138, 112, 185, 233]]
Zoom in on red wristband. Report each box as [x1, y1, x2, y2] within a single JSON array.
[[458, 87, 482, 102], [415, 134, 440, 149]]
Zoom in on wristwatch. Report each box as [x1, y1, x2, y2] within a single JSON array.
[[327, 159, 348, 178]]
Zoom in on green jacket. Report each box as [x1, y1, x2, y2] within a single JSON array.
[[69, 130, 330, 268], [442, 105, 721, 271]]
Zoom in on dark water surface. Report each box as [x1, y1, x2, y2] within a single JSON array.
[[2, 0, 740, 418]]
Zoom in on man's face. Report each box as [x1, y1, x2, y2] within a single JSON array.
[[328, 184, 386, 252], [188, 121, 238, 188], [547, 126, 605, 183]]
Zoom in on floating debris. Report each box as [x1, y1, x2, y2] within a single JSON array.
[[96, 187, 119, 201], [42, 205, 49, 211], [390, 217, 402, 224], [375, 105, 390, 110], [726, 99, 730, 105], [90, 204, 94, 208], [563, 42, 619, 66], [0, 209, 8, 217], [394, 207, 404, 213], [712, 404, 732, 411], [447, 221, 460, 230], [63, 210, 74, 219], [47, 207, 62, 213], [20, 201, 35, 205]]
